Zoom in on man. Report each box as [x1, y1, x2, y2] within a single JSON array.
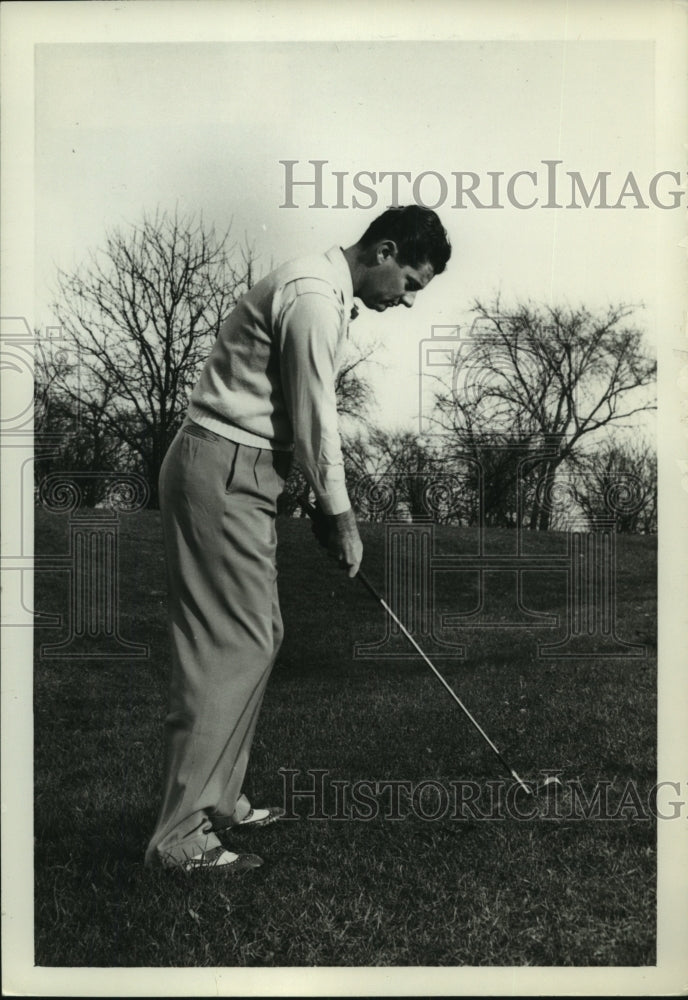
[[145, 205, 451, 873]]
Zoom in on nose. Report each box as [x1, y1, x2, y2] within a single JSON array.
[[401, 292, 417, 308]]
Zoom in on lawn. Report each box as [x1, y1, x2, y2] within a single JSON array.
[[33, 508, 657, 967]]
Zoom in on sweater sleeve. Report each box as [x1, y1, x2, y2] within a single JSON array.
[[277, 289, 351, 516]]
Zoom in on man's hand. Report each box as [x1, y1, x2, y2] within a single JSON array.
[[310, 504, 363, 578]]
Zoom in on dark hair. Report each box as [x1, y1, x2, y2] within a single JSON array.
[[359, 205, 452, 274]]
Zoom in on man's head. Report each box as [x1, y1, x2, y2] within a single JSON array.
[[347, 205, 452, 312]]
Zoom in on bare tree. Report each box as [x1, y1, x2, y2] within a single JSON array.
[[33, 336, 130, 505], [431, 299, 656, 530], [332, 428, 463, 523], [334, 340, 377, 421], [50, 208, 256, 507], [368, 430, 443, 521], [568, 436, 657, 533]]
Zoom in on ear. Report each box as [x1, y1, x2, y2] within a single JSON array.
[[375, 240, 398, 265]]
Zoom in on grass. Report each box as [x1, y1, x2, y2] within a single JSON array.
[[33, 510, 656, 966]]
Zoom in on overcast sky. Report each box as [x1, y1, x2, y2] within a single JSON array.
[[35, 37, 665, 432]]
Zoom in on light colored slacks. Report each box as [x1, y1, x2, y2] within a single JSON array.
[[145, 418, 291, 867]]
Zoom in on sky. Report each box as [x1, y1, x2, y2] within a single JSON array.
[[34, 37, 668, 435]]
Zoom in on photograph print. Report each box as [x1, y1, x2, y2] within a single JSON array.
[[2, 1, 687, 995]]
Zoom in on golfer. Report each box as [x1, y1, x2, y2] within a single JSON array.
[[145, 205, 451, 872]]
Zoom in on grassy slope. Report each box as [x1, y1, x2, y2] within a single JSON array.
[[33, 510, 656, 967]]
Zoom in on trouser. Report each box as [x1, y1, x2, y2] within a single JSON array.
[[145, 418, 292, 867]]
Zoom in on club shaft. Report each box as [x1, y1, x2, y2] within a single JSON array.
[[301, 500, 531, 794], [358, 570, 529, 793]]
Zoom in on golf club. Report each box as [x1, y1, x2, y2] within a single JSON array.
[[300, 499, 534, 797]]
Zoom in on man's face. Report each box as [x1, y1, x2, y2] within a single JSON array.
[[360, 243, 435, 312]]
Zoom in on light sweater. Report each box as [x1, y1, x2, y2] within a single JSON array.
[[188, 245, 355, 515]]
